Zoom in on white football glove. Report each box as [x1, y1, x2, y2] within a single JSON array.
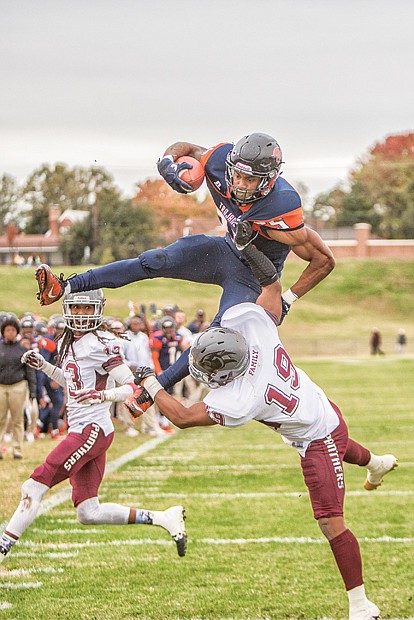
[[21, 350, 46, 370], [72, 389, 106, 405]]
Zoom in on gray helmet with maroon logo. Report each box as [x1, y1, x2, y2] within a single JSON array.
[[189, 327, 249, 389]]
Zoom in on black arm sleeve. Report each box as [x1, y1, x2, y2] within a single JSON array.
[[240, 244, 279, 287]]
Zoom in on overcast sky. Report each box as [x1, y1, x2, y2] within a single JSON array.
[[1, 0, 413, 203]]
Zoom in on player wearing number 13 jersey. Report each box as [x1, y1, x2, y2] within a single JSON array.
[[0, 290, 187, 566], [129, 303, 398, 620]]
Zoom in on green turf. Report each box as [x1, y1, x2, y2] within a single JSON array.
[[0, 358, 412, 619]]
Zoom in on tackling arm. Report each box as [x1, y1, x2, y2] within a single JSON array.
[[153, 391, 216, 429], [137, 373, 216, 428]]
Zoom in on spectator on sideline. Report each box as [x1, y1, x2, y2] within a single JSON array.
[[123, 315, 163, 436], [149, 316, 189, 433], [370, 328, 384, 355], [395, 328, 407, 354], [187, 309, 209, 335], [0, 317, 37, 459]]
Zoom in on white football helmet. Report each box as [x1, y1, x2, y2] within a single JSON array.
[[62, 289, 105, 332]]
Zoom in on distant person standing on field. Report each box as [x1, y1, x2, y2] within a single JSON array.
[[370, 328, 384, 356], [395, 328, 407, 354]]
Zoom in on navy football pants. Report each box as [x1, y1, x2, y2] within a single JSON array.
[[69, 235, 262, 389]]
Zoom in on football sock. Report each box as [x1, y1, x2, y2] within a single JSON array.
[[347, 584, 371, 615], [329, 529, 363, 591], [343, 439, 370, 466], [366, 453, 382, 470], [135, 510, 153, 525]]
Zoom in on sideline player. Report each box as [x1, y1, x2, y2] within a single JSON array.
[[125, 303, 397, 620], [0, 289, 187, 565], [34, 132, 335, 394]]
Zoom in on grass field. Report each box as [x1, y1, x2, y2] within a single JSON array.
[[0, 357, 413, 619], [0, 261, 413, 618]]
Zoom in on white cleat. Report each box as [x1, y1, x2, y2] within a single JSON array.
[[157, 506, 187, 557], [350, 600, 380, 619], [364, 454, 398, 491]]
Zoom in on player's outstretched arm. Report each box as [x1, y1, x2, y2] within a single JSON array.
[[154, 391, 216, 429], [132, 368, 216, 428], [267, 225, 335, 298]]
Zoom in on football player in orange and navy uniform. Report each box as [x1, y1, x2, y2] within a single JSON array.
[[34, 133, 334, 394]]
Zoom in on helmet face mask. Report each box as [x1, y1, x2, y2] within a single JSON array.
[[225, 133, 283, 204], [62, 290, 105, 332], [189, 327, 249, 389]]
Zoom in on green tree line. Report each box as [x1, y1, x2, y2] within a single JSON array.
[[312, 132, 414, 237], [0, 163, 158, 264]]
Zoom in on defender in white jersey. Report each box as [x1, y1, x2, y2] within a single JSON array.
[[126, 303, 397, 620], [0, 290, 187, 565]]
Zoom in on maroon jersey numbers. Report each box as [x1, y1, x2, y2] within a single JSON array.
[[265, 345, 300, 416]]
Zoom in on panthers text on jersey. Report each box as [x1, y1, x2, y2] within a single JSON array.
[[200, 143, 304, 273], [60, 331, 127, 436], [204, 303, 339, 456]]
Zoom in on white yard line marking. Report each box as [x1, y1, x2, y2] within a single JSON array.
[[15, 535, 414, 550], [11, 551, 78, 559], [0, 582, 42, 589], [37, 434, 171, 516], [31, 528, 101, 535], [0, 602, 12, 609], [0, 567, 63, 576], [117, 490, 413, 499]]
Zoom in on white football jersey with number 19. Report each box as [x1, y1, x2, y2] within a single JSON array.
[[204, 303, 339, 456]]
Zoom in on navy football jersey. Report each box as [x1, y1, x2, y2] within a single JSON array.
[[201, 143, 304, 273]]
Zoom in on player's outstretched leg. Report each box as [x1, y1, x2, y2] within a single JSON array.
[[35, 264, 67, 306], [364, 453, 398, 491]]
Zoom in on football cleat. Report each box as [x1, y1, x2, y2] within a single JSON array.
[[349, 600, 380, 619], [155, 506, 187, 557], [35, 264, 66, 306], [124, 387, 154, 419], [364, 454, 398, 491]]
